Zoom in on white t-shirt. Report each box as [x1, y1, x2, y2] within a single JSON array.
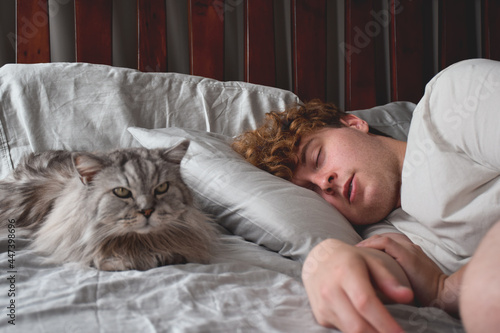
[[394, 59, 500, 274]]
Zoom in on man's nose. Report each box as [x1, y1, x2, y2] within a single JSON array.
[[317, 173, 336, 194]]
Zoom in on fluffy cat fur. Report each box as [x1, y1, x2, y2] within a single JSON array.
[[0, 141, 218, 271]]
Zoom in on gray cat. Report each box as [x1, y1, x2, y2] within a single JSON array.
[[0, 141, 218, 271]]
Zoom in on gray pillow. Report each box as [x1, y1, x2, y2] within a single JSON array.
[[127, 102, 415, 261], [128, 126, 362, 262], [350, 101, 415, 141]]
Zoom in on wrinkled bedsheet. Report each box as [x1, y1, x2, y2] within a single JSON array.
[[0, 228, 464, 332]]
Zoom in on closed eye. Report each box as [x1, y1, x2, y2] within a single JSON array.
[[315, 148, 322, 169]]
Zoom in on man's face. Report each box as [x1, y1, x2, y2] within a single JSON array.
[[291, 120, 402, 225]]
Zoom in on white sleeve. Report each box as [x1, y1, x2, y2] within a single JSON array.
[[428, 59, 500, 170]]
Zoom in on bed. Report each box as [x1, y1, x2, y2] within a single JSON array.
[[1, 0, 498, 332]]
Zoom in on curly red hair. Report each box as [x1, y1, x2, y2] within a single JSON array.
[[232, 100, 348, 180]]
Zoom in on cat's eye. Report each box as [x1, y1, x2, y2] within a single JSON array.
[[154, 182, 169, 195], [113, 187, 132, 198]]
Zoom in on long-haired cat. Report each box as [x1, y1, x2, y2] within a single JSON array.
[[0, 141, 218, 271]]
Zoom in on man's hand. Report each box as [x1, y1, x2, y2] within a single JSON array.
[[357, 234, 460, 315], [302, 238, 413, 333]]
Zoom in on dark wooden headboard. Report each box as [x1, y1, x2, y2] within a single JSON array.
[[11, 0, 500, 110]]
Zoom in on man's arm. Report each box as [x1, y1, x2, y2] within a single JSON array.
[[302, 238, 413, 333], [460, 220, 500, 332], [357, 234, 463, 315], [359, 220, 500, 333]]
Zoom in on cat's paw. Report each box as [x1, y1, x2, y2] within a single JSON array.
[[94, 258, 129, 271]]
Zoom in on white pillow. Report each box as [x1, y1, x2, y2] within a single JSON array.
[[128, 127, 362, 262]]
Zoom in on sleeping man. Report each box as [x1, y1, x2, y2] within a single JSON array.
[[232, 58, 500, 333]]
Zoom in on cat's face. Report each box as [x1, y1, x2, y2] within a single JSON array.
[[74, 143, 192, 236]]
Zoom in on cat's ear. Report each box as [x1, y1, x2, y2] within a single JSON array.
[[72, 153, 106, 185], [161, 140, 190, 164]]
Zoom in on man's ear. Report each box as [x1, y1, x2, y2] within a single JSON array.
[[340, 114, 369, 133]]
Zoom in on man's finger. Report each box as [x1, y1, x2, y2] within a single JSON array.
[[343, 260, 406, 333]]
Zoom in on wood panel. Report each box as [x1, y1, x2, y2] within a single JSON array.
[[439, 0, 478, 69], [344, 0, 378, 110], [482, 0, 500, 61], [244, 0, 275, 86], [291, 0, 326, 102], [188, 0, 224, 80], [137, 0, 167, 72], [390, 0, 433, 103], [74, 0, 112, 65], [16, 0, 50, 63]]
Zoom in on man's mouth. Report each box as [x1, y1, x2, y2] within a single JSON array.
[[344, 175, 354, 203]]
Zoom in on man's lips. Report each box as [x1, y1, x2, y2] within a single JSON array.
[[343, 174, 355, 203]]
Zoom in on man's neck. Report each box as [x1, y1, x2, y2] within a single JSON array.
[[375, 135, 407, 209]]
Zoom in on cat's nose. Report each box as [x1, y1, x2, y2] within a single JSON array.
[[139, 208, 155, 218]]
